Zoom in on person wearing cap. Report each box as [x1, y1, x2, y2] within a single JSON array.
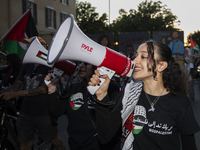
[[0, 37, 65, 150]]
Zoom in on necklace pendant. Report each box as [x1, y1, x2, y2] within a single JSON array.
[[148, 107, 155, 112]]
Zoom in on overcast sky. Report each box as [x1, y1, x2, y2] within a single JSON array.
[[79, 0, 200, 43]]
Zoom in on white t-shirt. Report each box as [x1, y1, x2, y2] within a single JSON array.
[[187, 62, 194, 81]]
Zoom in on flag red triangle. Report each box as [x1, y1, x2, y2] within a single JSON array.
[[191, 38, 197, 48], [3, 11, 30, 41], [36, 51, 42, 57], [70, 102, 75, 108], [2, 9, 38, 58]]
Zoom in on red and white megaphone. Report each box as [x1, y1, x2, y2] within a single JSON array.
[[22, 37, 80, 85], [47, 14, 135, 94]]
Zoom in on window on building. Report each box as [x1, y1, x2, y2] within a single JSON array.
[[45, 7, 56, 29], [60, 12, 68, 24], [60, 0, 69, 5], [22, 0, 37, 24]]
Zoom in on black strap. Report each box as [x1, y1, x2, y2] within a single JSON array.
[[83, 88, 97, 130], [90, 94, 116, 106], [110, 90, 124, 114], [109, 76, 128, 113], [59, 76, 73, 99]]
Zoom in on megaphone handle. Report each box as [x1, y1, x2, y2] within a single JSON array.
[[44, 73, 56, 85], [44, 67, 64, 85], [87, 67, 115, 95]]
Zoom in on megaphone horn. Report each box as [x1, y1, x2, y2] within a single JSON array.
[[22, 37, 52, 67], [47, 14, 135, 94], [22, 37, 79, 85]]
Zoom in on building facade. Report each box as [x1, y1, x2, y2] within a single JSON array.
[[0, 0, 76, 45]]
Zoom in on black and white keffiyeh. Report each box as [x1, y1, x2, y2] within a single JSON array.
[[121, 80, 143, 150]]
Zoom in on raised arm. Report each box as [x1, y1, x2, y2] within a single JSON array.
[[95, 91, 122, 144], [88, 70, 122, 144], [45, 73, 67, 117], [0, 79, 24, 94], [0, 81, 47, 101]]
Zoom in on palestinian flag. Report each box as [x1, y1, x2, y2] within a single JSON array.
[[36, 51, 47, 61], [132, 125, 143, 134], [70, 102, 82, 110], [1, 9, 38, 58], [191, 38, 199, 52]]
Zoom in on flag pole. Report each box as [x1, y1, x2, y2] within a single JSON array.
[[0, 8, 31, 40]]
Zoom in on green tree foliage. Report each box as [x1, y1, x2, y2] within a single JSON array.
[[76, 0, 180, 42], [76, 1, 109, 34], [187, 31, 200, 47], [111, 0, 180, 38]]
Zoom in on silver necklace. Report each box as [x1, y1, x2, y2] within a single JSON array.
[[145, 89, 165, 112]]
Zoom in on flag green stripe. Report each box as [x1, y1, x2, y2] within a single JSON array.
[[3, 40, 25, 58], [72, 107, 80, 110], [37, 56, 47, 61], [192, 46, 199, 52], [132, 128, 143, 134]]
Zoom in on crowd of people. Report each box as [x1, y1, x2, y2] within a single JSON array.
[[184, 55, 200, 101], [0, 37, 65, 150], [0, 33, 200, 150]]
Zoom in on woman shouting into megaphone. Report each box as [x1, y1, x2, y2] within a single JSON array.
[[88, 40, 200, 150]]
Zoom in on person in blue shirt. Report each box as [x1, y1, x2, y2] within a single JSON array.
[[162, 31, 184, 54]]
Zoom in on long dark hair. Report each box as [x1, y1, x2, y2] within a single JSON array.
[[145, 40, 187, 95], [97, 34, 111, 48], [6, 53, 22, 72]]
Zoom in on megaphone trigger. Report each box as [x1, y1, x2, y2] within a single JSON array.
[[87, 66, 115, 95]]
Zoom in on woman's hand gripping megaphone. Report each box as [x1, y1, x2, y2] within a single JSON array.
[[87, 66, 115, 96], [88, 69, 111, 100]]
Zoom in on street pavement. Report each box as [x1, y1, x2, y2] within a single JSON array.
[[57, 83, 200, 150], [57, 115, 70, 149]]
